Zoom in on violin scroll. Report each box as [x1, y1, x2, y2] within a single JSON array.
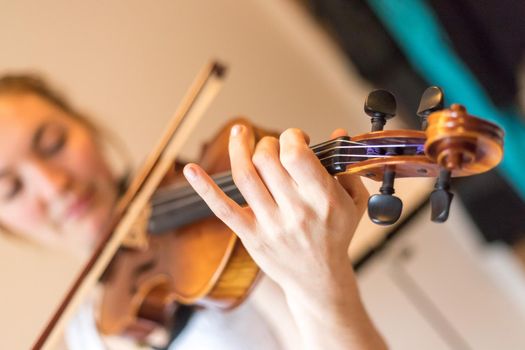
[[424, 102, 504, 222], [424, 103, 503, 175]]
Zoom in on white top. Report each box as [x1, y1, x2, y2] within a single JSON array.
[[65, 277, 299, 350]]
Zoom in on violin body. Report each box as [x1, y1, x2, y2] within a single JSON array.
[[98, 119, 267, 339]]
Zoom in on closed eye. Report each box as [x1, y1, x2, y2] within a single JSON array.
[[33, 122, 67, 157]]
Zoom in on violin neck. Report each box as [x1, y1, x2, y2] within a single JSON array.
[[148, 171, 245, 234], [148, 135, 422, 234], [147, 137, 347, 234]]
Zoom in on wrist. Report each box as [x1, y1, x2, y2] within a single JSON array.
[[280, 256, 357, 302], [282, 264, 387, 350]]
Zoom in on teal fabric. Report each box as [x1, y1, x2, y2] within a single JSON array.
[[367, 0, 525, 199]]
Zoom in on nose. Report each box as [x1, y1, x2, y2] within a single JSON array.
[[23, 158, 72, 200]]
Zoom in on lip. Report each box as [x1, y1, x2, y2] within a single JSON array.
[[64, 187, 96, 222]]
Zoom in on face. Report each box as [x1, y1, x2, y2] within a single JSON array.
[[0, 93, 118, 256]]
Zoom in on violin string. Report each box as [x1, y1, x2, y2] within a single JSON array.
[[152, 183, 240, 216], [151, 158, 392, 219], [153, 143, 421, 204], [152, 150, 406, 208], [313, 143, 422, 154], [152, 154, 392, 211], [310, 139, 367, 150], [152, 192, 247, 224], [311, 138, 423, 151], [150, 158, 376, 219], [152, 170, 234, 205], [152, 174, 238, 210], [150, 140, 425, 220], [153, 153, 426, 213], [318, 153, 399, 162]]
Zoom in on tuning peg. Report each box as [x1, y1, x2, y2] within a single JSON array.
[[364, 90, 397, 132], [417, 86, 444, 130], [368, 169, 403, 225], [430, 169, 454, 222]]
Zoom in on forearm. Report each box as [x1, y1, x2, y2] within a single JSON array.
[[282, 263, 387, 350]]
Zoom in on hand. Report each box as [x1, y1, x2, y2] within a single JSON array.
[[183, 124, 369, 293]]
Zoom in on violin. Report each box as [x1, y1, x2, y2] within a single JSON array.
[[32, 62, 503, 349], [97, 87, 503, 346], [97, 118, 271, 341]]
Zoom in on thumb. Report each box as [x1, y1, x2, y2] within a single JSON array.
[[336, 174, 369, 217]]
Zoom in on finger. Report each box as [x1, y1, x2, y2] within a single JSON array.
[[299, 129, 311, 145], [279, 128, 336, 193], [336, 174, 369, 217], [328, 128, 368, 216], [183, 163, 255, 236], [251, 136, 299, 207], [329, 128, 348, 139], [229, 124, 277, 219]]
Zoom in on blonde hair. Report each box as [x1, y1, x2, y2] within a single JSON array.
[[0, 73, 132, 186], [0, 74, 98, 129]]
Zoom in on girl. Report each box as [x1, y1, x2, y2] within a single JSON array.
[[0, 74, 386, 349]]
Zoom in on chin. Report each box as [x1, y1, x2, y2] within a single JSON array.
[[88, 206, 116, 245]]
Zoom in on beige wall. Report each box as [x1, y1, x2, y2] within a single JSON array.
[[0, 1, 418, 348]]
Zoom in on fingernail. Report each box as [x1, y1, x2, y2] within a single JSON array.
[[231, 124, 243, 136], [183, 164, 197, 180]]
